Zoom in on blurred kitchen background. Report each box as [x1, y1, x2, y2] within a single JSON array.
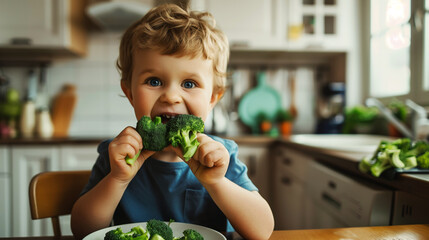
[[1, 0, 427, 139], [1, 0, 429, 237]]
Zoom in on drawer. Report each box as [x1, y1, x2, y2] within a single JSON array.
[[271, 145, 312, 181]]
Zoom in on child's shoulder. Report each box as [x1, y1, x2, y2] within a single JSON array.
[[97, 139, 113, 154]]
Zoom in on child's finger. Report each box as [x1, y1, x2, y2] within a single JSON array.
[[121, 126, 143, 149]]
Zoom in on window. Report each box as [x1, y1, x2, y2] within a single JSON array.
[[369, 0, 429, 104]]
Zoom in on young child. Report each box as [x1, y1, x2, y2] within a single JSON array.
[[71, 4, 274, 240]]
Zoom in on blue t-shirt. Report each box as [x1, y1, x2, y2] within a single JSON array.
[[81, 135, 257, 233]]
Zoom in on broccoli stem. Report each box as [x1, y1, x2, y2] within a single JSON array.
[[125, 150, 141, 165]]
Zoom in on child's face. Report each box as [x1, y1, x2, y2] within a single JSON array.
[[122, 49, 221, 123]]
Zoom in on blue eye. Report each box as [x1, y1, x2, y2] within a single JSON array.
[[147, 77, 161, 86], [183, 80, 195, 89]]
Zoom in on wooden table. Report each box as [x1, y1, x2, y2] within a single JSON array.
[[2, 225, 429, 240], [269, 224, 429, 240]]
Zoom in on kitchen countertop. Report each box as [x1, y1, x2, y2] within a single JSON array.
[[273, 137, 429, 200]]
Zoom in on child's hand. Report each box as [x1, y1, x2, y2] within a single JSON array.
[[170, 134, 230, 185], [108, 127, 154, 183]]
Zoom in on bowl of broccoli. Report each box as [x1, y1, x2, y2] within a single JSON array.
[[83, 219, 226, 240]]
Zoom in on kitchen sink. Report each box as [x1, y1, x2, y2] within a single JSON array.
[[290, 134, 396, 154]]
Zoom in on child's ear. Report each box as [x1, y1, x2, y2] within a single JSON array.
[[209, 90, 224, 109], [121, 81, 134, 106]]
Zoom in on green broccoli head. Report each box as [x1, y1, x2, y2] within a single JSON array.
[[406, 141, 429, 157], [137, 116, 168, 151], [417, 151, 429, 169], [125, 116, 168, 165], [179, 229, 204, 240], [146, 219, 173, 240], [105, 228, 125, 240], [370, 153, 393, 177], [166, 115, 204, 161], [104, 226, 148, 240]]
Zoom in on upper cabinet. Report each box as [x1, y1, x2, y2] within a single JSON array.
[[190, 0, 285, 49], [190, 0, 357, 51], [0, 0, 88, 60]]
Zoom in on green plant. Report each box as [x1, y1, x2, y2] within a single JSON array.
[[275, 109, 293, 122]]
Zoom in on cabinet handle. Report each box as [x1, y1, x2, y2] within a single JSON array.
[[10, 37, 32, 45], [281, 176, 291, 185]]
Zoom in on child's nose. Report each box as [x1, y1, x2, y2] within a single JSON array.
[[160, 88, 182, 104]]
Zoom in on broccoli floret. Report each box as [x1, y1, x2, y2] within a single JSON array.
[[370, 154, 393, 177], [178, 229, 204, 240], [360, 138, 429, 177], [387, 149, 405, 168], [126, 116, 168, 165], [406, 141, 429, 157], [137, 116, 168, 151], [417, 151, 429, 169], [358, 156, 374, 173], [146, 219, 174, 240], [105, 228, 124, 240], [166, 115, 204, 161], [404, 156, 418, 170], [104, 226, 148, 240]]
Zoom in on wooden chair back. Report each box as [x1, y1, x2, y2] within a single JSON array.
[[29, 170, 91, 238]]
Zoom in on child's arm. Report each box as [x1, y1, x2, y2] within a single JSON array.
[[177, 134, 275, 239], [71, 127, 154, 240]]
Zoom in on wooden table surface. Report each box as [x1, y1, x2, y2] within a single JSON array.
[[1, 224, 428, 240], [269, 224, 429, 240]]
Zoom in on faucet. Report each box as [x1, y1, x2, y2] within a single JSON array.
[[366, 98, 414, 139], [366, 98, 429, 140], [406, 99, 429, 140]]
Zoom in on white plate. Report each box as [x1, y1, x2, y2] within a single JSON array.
[[83, 222, 226, 240]]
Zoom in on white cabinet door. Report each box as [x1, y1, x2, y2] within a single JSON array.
[[272, 171, 306, 230], [0, 0, 67, 46], [237, 145, 270, 201], [11, 146, 59, 237], [59, 145, 99, 171], [0, 147, 11, 237], [190, 0, 285, 49], [271, 143, 312, 230]]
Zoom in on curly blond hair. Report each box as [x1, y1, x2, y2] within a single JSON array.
[[117, 3, 229, 95]]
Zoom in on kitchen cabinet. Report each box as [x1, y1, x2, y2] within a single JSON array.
[[189, 0, 356, 51], [190, 0, 285, 49], [1, 143, 98, 237], [270, 142, 312, 230], [0, 147, 11, 237], [11, 146, 60, 237], [391, 191, 429, 225], [0, 0, 88, 60], [237, 144, 270, 201]]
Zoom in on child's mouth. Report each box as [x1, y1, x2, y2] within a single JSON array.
[[159, 114, 176, 124]]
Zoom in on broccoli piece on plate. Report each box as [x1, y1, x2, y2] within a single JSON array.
[[417, 151, 429, 169], [104, 226, 148, 240], [146, 219, 174, 240], [406, 141, 429, 158], [359, 138, 429, 177], [126, 116, 168, 165], [166, 114, 204, 161], [369, 151, 394, 177], [178, 229, 204, 240]]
